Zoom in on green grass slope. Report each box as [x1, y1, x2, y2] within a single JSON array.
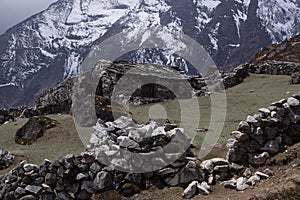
[[130, 74, 300, 149], [0, 115, 84, 174], [0, 73, 299, 174]]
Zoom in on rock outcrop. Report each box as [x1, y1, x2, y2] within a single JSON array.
[[36, 78, 73, 115], [15, 117, 57, 145], [250, 34, 300, 65]]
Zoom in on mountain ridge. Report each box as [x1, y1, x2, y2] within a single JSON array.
[[1, 0, 300, 106]]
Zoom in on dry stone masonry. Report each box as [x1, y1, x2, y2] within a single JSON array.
[[1, 89, 299, 199], [0, 109, 16, 125], [3, 60, 297, 126], [86, 116, 197, 173], [221, 61, 300, 89], [0, 117, 206, 200], [248, 61, 300, 75], [0, 149, 14, 170], [227, 92, 300, 166]]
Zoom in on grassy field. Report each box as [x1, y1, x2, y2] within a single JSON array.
[[0, 73, 299, 174], [130, 73, 300, 149], [0, 115, 84, 174]]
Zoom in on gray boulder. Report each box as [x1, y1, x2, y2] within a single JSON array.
[[248, 152, 270, 166], [236, 177, 249, 191], [182, 181, 198, 199], [166, 161, 204, 187], [261, 140, 280, 154], [227, 148, 248, 164], [25, 185, 42, 195], [94, 171, 113, 190], [246, 175, 260, 186], [287, 97, 300, 107], [237, 121, 251, 133], [231, 131, 249, 142], [15, 116, 56, 145]]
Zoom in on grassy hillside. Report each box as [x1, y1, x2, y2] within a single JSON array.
[[0, 115, 84, 174], [130, 73, 300, 148], [0, 73, 299, 174], [250, 34, 300, 64]]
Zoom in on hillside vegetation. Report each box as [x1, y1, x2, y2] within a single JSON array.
[[250, 34, 300, 65], [0, 73, 299, 174], [0, 115, 84, 175], [130, 73, 300, 148]]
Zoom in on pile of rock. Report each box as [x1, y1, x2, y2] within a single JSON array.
[[221, 168, 273, 191], [0, 151, 205, 200], [0, 116, 206, 199], [0, 149, 14, 170], [227, 92, 300, 167], [86, 116, 206, 186], [86, 116, 196, 171]]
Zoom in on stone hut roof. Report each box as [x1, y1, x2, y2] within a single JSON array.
[[95, 60, 188, 80]]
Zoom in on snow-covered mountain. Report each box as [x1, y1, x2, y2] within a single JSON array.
[[0, 0, 300, 106]]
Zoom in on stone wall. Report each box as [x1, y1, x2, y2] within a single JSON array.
[[221, 64, 250, 89], [1, 91, 300, 198], [248, 61, 300, 75], [0, 109, 14, 124], [34, 60, 300, 120], [216, 61, 300, 90], [0, 117, 206, 200], [0, 149, 14, 170], [227, 92, 300, 166]]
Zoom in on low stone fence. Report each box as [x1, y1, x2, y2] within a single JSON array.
[[0, 149, 14, 170], [0, 117, 206, 199], [0, 109, 15, 124], [0, 107, 38, 125], [227, 92, 300, 166], [1, 92, 300, 199], [248, 61, 300, 75]]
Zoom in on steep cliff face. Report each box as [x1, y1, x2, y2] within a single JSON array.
[[1, 0, 300, 106]]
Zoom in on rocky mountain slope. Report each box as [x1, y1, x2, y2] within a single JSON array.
[[250, 34, 300, 65], [1, 0, 300, 107]]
